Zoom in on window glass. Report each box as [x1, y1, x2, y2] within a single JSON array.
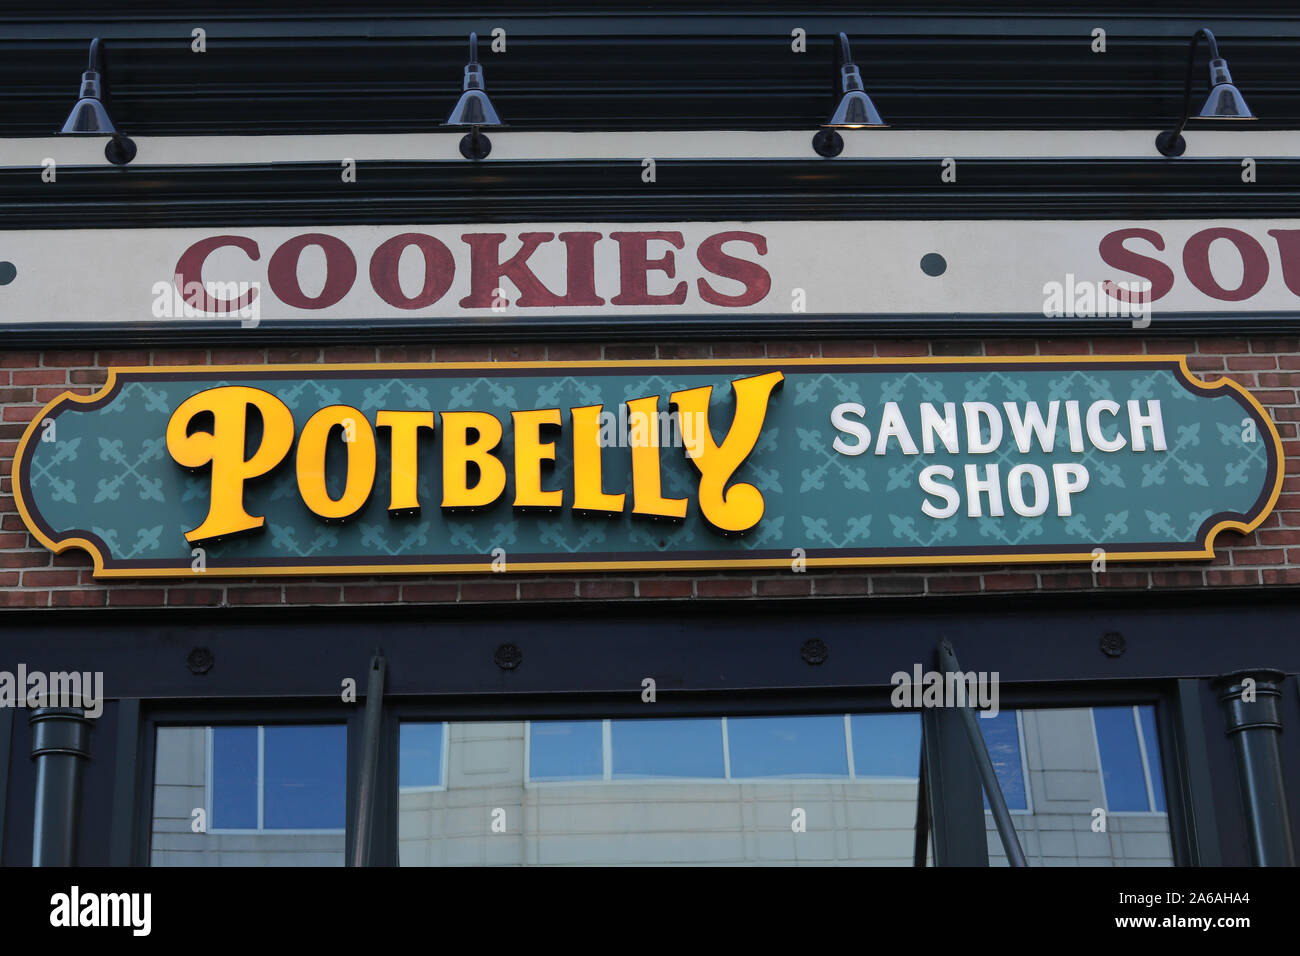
[[152, 724, 346, 866], [211, 726, 258, 829], [611, 718, 724, 779], [1093, 706, 1149, 811], [1137, 706, 1166, 813], [851, 713, 920, 778], [399, 722, 445, 789], [979, 711, 1028, 811], [401, 714, 921, 866], [984, 707, 1173, 867], [263, 725, 347, 829], [727, 714, 848, 778], [529, 720, 603, 781]]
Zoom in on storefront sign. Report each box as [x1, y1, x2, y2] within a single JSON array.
[[3, 220, 1300, 328], [14, 357, 1281, 578]]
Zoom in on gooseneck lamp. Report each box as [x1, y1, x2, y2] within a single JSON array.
[[445, 32, 504, 160], [1155, 28, 1254, 158], [812, 32, 888, 158], [59, 38, 136, 166]]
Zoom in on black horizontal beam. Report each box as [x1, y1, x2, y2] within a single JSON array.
[[0, 8, 1298, 134], [0, 159, 1296, 228]]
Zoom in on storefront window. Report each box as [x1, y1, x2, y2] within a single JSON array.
[[399, 713, 922, 866], [151, 724, 347, 866], [984, 706, 1173, 866]]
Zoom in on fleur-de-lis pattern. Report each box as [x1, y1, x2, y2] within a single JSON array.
[[18, 364, 1277, 571]]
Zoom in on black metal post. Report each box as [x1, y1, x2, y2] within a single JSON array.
[[349, 652, 386, 867], [1215, 669, 1295, 866], [937, 640, 1028, 866], [30, 706, 92, 866]]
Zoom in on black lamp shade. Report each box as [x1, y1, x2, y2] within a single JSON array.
[[446, 86, 502, 127], [60, 69, 119, 135], [1197, 59, 1254, 119]]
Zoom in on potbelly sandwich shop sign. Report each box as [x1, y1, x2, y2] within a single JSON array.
[[3, 220, 1300, 328], [13, 357, 1282, 578]]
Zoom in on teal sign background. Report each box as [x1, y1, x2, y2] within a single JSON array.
[[14, 358, 1282, 577]]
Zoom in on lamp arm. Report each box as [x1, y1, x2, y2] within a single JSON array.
[[1171, 28, 1216, 140], [88, 37, 102, 73]]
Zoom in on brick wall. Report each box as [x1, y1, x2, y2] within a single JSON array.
[[1, 336, 1297, 610]]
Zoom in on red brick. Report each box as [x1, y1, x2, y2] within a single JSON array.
[[322, 347, 378, 364], [657, 343, 712, 360], [460, 580, 519, 601], [874, 342, 930, 357], [0, 590, 47, 606], [1258, 529, 1300, 545], [267, 348, 321, 364], [285, 586, 343, 604], [342, 585, 401, 603], [150, 350, 209, 365], [1261, 568, 1300, 585], [0, 387, 34, 403], [931, 340, 985, 357], [602, 344, 658, 360], [818, 340, 875, 358], [1197, 338, 1250, 354], [982, 340, 1038, 356], [1231, 548, 1285, 565], [636, 579, 694, 598], [1250, 337, 1300, 353], [51, 589, 108, 607], [1038, 572, 1096, 589], [927, 576, 983, 592], [695, 579, 754, 597], [709, 342, 767, 359], [69, 369, 108, 385], [869, 575, 926, 594], [42, 350, 94, 366], [223, 586, 282, 604], [756, 577, 813, 596], [518, 580, 578, 600], [490, 344, 545, 362], [2, 404, 42, 421], [1205, 569, 1261, 587], [167, 588, 226, 606], [1092, 339, 1145, 355], [765, 342, 818, 358], [578, 580, 634, 599], [20, 569, 80, 586], [0, 533, 29, 548], [400, 583, 461, 602], [1098, 571, 1151, 588], [433, 345, 493, 363], [107, 589, 167, 606], [0, 551, 50, 568], [377, 346, 435, 363], [812, 576, 869, 596], [11, 370, 66, 385], [99, 350, 150, 367], [982, 573, 1038, 591], [1150, 570, 1205, 587], [1037, 339, 1092, 355], [211, 348, 269, 365]]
